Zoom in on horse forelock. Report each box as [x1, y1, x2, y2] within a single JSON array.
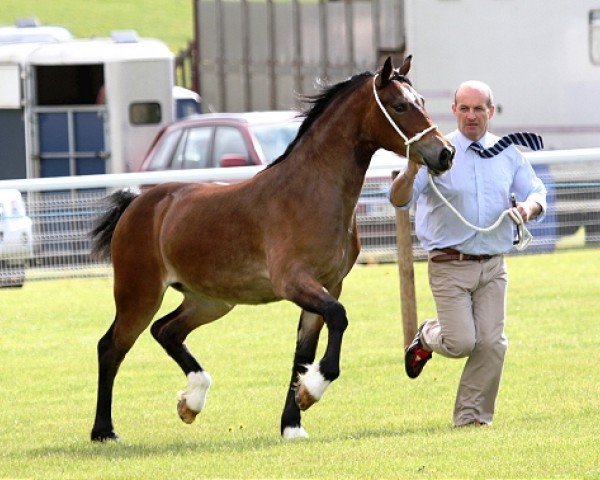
[[391, 72, 412, 86], [265, 71, 373, 170]]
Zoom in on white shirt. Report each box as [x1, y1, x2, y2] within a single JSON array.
[[396, 130, 547, 255]]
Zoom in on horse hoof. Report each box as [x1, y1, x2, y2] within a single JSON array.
[[295, 385, 317, 411], [177, 398, 199, 424], [91, 430, 120, 442]]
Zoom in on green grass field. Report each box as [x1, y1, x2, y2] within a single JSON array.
[[0, 249, 598, 479], [0, 0, 193, 52]]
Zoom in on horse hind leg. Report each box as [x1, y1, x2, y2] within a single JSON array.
[[91, 304, 162, 441], [150, 294, 233, 425], [91, 320, 124, 441], [91, 269, 166, 441]]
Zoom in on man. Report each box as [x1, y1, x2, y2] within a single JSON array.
[[389, 80, 547, 427]]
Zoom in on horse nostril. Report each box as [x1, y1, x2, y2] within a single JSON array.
[[439, 146, 454, 170]]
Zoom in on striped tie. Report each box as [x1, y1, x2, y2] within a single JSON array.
[[469, 132, 544, 158]]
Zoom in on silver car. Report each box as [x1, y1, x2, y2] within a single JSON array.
[[0, 189, 33, 287]]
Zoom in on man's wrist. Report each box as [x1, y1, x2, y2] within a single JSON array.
[[404, 161, 420, 178]]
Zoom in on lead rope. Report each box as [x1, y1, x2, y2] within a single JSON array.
[[427, 173, 532, 251]]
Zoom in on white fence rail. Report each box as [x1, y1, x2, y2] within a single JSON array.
[[1, 148, 599, 286]]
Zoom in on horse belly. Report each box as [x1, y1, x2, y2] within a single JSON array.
[[172, 260, 279, 305], [162, 222, 279, 305]]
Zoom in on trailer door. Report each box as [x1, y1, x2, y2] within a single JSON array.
[[31, 64, 108, 177], [0, 64, 27, 180]]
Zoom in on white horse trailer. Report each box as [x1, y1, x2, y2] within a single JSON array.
[[0, 33, 177, 180]]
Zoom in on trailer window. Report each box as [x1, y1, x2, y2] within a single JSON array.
[[129, 102, 161, 125], [590, 10, 600, 65]]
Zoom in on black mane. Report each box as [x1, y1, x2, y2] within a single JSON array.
[[265, 71, 373, 169]]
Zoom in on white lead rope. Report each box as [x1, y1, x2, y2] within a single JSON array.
[[427, 173, 533, 251]]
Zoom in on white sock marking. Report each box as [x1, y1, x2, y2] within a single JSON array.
[[177, 371, 212, 413], [282, 426, 309, 440], [298, 362, 330, 401]]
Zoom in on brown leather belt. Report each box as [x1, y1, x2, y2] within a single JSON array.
[[431, 248, 495, 263]]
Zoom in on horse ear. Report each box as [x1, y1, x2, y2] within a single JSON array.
[[399, 54, 413, 77], [376, 56, 394, 88]]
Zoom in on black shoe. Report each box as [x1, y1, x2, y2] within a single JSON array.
[[405, 323, 432, 379]]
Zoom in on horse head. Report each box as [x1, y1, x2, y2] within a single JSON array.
[[373, 56, 454, 174]]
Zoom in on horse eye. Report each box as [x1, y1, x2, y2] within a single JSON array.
[[392, 103, 408, 113]]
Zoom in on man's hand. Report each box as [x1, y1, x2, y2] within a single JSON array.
[[515, 200, 542, 222], [389, 160, 422, 207]]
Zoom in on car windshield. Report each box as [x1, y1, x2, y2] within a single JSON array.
[[250, 122, 301, 164], [0, 192, 27, 218]]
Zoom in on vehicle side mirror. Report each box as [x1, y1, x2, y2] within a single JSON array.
[[219, 154, 248, 167]]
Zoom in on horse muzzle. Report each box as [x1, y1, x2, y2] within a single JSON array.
[[426, 145, 454, 175]]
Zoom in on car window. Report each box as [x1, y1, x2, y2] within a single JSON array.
[[181, 127, 213, 169], [0, 196, 26, 218], [212, 126, 249, 166], [250, 122, 300, 164], [146, 129, 182, 170]]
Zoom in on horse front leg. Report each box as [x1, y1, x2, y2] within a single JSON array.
[[281, 310, 324, 439], [296, 298, 347, 411], [281, 279, 346, 438]]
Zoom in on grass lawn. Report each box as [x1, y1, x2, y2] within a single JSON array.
[[0, 0, 193, 52], [0, 249, 598, 479]]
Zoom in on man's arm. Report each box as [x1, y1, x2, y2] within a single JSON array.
[[390, 161, 421, 207]]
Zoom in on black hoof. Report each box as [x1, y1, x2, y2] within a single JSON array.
[[91, 429, 120, 442]]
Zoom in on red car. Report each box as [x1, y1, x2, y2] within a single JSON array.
[[136, 111, 302, 172]]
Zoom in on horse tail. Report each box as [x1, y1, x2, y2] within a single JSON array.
[[91, 189, 139, 261]]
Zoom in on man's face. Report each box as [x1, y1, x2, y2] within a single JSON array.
[[452, 86, 494, 141]]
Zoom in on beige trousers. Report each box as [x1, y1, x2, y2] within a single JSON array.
[[421, 253, 508, 426]]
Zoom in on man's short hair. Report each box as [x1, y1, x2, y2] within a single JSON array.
[[454, 80, 494, 107]]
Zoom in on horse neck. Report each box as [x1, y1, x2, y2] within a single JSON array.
[[283, 89, 377, 201]]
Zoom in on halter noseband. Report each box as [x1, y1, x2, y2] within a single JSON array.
[[372, 74, 438, 162]]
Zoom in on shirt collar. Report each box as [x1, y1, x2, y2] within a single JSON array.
[[452, 130, 495, 153]]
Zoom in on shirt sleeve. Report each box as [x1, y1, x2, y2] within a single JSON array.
[[511, 156, 548, 223]]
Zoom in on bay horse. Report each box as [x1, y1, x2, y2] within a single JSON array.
[[90, 56, 454, 442]]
